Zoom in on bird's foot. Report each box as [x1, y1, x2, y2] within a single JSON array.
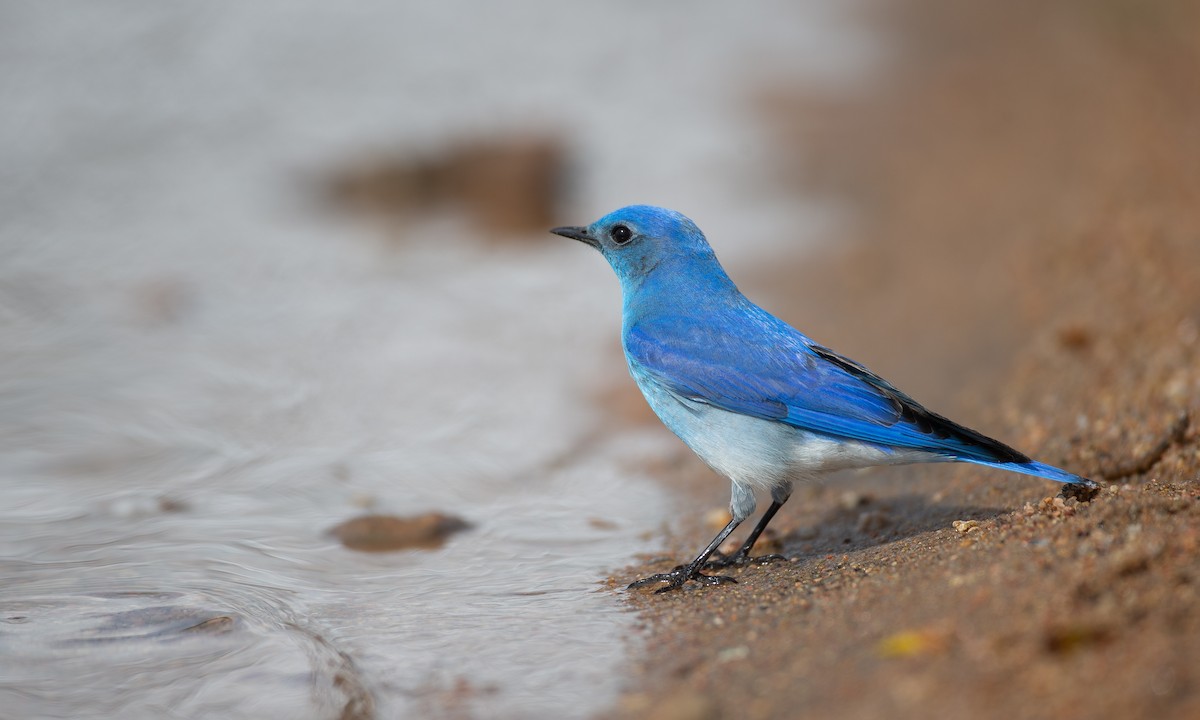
[[703, 549, 788, 570], [627, 564, 737, 594]]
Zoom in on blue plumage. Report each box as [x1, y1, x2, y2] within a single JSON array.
[[552, 205, 1095, 593]]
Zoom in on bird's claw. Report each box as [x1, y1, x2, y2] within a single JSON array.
[[703, 550, 788, 570], [627, 567, 737, 593]]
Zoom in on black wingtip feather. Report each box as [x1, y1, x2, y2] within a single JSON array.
[[809, 344, 1031, 465]]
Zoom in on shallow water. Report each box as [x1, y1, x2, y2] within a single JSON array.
[[0, 3, 871, 717]]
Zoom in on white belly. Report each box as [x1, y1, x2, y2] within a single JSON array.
[[633, 371, 935, 491]]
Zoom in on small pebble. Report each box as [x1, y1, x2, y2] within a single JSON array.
[[877, 628, 950, 658], [329, 512, 471, 552]]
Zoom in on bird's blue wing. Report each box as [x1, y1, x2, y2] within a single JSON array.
[[624, 309, 1030, 465]]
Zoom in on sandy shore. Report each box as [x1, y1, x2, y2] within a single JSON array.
[[600, 2, 1200, 718]]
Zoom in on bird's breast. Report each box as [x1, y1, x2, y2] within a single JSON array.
[[629, 369, 797, 490]]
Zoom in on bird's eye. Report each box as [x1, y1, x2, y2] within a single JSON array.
[[610, 224, 632, 245]]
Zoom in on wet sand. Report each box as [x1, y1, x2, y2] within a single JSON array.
[[602, 2, 1200, 718]]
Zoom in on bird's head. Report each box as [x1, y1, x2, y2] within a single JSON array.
[[551, 205, 729, 292]]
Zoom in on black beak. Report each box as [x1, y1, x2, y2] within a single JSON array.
[[550, 225, 600, 248]]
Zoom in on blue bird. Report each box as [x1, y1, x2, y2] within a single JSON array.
[[552, 205, 1097, 593]]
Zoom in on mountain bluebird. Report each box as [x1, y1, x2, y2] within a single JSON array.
[[553, 205, 1096, 593]]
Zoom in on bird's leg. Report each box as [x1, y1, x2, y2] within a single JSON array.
[[627, 516, 742, 593], [705, 483, 792, 569], [703, 502, 789, 569]]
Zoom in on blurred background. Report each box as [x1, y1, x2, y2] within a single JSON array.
[[0, 2, 876, 718]]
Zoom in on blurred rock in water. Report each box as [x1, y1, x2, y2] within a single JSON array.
[[329, 512, 472, 552], [320, 133, 569, 238]]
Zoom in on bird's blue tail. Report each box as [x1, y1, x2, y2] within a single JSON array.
[[970, 458, 1097, 488]]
